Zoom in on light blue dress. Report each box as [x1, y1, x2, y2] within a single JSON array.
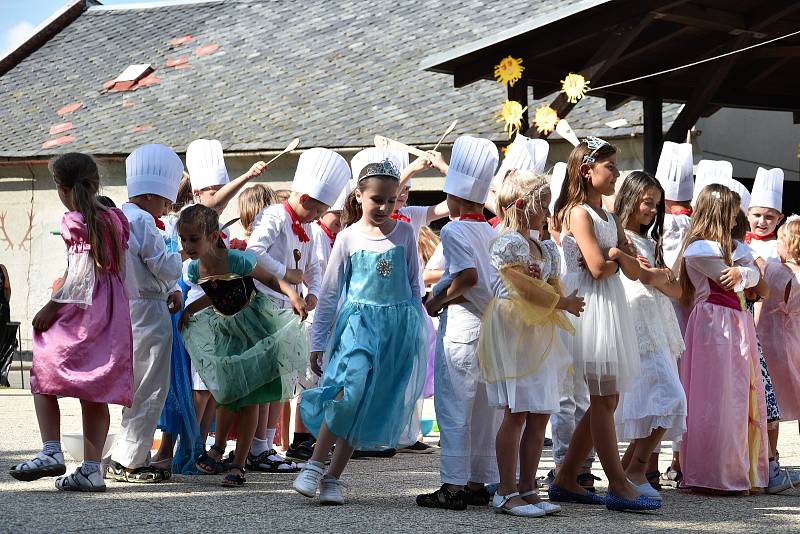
[[302, 224, 428, 450]]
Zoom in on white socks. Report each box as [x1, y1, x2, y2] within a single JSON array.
[[265, 428, 277, 449], [251, 430, 276, 457], [43, 440, 62, 456]]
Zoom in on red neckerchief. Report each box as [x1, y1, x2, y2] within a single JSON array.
[[152, 214, 165, 231], [488, 215, 500, 228], [458, 213, 487, 223], [282, 201, 310, 243], [316, 220, 337, 247], [672, 208, 692, 217], [390, 210, 411, 223], [228, 238, 248, 251], [745, 232, 776, 244]]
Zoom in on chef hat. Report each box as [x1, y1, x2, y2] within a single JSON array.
[[350, 148, 409, 185], [727, 179, 751, 214], [750, 167, 784, 212], [292, 148, 350, 207], [692, 159, 733, 206], [548, 162, 568, 217], [503, 134, 549, 174], [655, 141, 693, 201], [443, 136, 499, 204], [126, 144, 184, 202], [329, 180, 352, 212], [186, 139, 230, 191]]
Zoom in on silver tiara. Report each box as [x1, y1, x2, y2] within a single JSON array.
[[359, 158, 400, 181], [583, 136, 609, 164]]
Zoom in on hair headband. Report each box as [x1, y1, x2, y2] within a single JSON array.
[[583, 136, 610, 164]]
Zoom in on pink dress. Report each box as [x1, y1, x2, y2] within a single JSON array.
[[757, 262, 800, 422], [31, 209, 134, 406], [679, 240, 769, 491]]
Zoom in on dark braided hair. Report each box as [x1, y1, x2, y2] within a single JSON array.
[[177, 204, 226, 248]]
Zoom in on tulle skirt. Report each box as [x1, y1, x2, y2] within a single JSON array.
[[181, 292, 308, 411], [562, 271, 640, 395], [300, 299, 428, 450]]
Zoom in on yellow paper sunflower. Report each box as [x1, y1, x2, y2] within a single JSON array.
[[561, 73, 590, 103], [496, 100, 528, 138], [533, 105, 559, 134], [494, 56, 524, 87]]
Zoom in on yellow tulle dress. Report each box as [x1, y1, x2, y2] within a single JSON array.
[[478, 231, 574, 413]]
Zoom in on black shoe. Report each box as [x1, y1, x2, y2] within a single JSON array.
[[286, 440, 315, 462], [416, 484, 468, 510], [543, 437, 553, 447], [463, 484, 491, 506], [351, 448, 396, 459], [577, 472, 601, 493], [398, 441, 435, 454]]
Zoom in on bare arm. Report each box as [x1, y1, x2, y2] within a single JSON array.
[[203, 161, 267, 213], [569, 208, 619, 280], [423, 268, 444, 287], [426, 268, 477, 316], [425, 201, 450, 224]]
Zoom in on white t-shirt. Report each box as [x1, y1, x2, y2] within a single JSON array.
[[662, 213, 692, 271]]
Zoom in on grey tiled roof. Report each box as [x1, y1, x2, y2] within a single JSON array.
[[0, 0, 679, 158]]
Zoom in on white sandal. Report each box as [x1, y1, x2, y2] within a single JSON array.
[[520, 490, 562, 514], [9, 451, 66, 482], [492, 491, 546, 517]]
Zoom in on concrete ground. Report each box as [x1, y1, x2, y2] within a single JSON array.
[[1, 389, 799, 533]]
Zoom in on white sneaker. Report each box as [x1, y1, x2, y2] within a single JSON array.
[[492, 492, 545, 517], [519, 490, 562, 515], [293, 462, 324, 497], [319, 476, 346, 505]]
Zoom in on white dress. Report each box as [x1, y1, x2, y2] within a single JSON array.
[[561, 205, 640, 395], [616, 232, 687, 441], [484, 232, 569, 413]]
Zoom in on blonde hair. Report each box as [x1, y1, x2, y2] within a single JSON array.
[[678, 183, 740, 306], [778, 216, 800, 261], [418, 226, 440, 265], [274, 189, 291, 203], [238, 184, 276, 237], [496, 170, 550, 234]]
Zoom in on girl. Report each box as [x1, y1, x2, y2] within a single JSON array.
[[238, 184, 277, 239], [10, 153, 132, 492], [613, 171, 687, 499], [177, 204, 308, 487], [757, 215, 800, 491], [549, 138, 660, 511], [293, 159, 428, 504], [678, 184, 769, 493], [478, 170, 583, 517]]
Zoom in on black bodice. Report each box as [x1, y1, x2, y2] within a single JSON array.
[[199, 275, 257, 316]]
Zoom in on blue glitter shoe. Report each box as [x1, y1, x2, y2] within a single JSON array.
[[548, 484, 607, 505], [605, 491, 662, 511]]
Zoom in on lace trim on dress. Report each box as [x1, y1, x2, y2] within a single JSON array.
[[51, 251, 96, 307]]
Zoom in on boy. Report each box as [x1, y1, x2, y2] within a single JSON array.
[[416, 135, 502, 510], [655, 141, 694, 271], [746, 167, 784, 262], [245, 147, 350, 472], [109, 144, 184, 483]]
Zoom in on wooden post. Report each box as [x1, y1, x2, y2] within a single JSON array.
[[643, 96, 663, 174], [507, 82, 529, 139]]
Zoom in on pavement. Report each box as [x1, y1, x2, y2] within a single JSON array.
[[1, 388, 799, 533]]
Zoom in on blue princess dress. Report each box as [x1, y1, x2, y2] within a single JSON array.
[[301, 222, 429, 450]]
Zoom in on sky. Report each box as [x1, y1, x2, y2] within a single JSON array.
[[1, 1, 164, 56]]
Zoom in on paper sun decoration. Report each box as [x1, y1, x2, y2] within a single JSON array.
[[494, 56, 525, 87], [533, 105, 559, 134], [561, 73, 590, 103], [497, 100, 528, 138]]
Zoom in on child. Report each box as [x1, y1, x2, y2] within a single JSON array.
[[613, 171, 687, 499], [549, 137, 659, 511], [746, 167, 784, 262], [107, 144, 184, 483], [246, 147, 350, 472], [655, 142, 694, 271], [416, 135, 503, 511], [678, 183, 769, 493], [293, 159, 428, 504], [238, 184, 277, 238], [177, 205, 308, 487], [479, 170, 583, 517], [757, 215, 800, 493], [10, 153, 132, 492]]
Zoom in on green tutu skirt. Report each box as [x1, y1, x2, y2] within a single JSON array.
[[182, 293, 308, 411]]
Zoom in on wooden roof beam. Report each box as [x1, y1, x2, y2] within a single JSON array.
[[652, 4, 760, 36], [605, 94, 635, 111]]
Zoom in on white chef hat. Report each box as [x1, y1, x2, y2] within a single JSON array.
[[750, 167, 784, 212], [126, 144, 184, 202], [727, 179, 751, 214], [186, 139, 229, 191], [503, 134, 549, 174], [329, 180, 352, 212], [548, 162, 568, 217], [655, 141, 693, 201], [350, 148, 409, 185], [443, 136, 499, 204], [692, 159, 733, 206], [292, 148, 350, 207]]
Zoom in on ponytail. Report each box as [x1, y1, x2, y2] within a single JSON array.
[[341, 189, 362, 228]]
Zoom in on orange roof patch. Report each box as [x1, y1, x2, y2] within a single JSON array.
[[49, 122, 73, 135], [42, 135, 75, 149], [56, 102, 82, 116], [170, 35, 193, 46], [196, 44, 220, 57]]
